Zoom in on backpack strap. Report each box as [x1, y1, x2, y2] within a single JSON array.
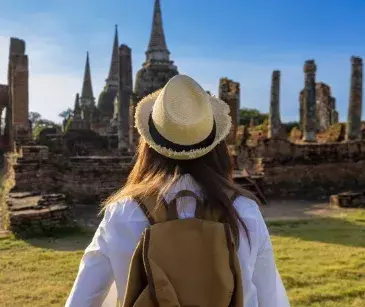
[[225, 188, 263, 207], [136, 195, 169, 225], [137, 200, 156, 225], [166, 190, 205, 220]]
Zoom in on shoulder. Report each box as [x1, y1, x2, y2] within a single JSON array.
[[233, 196, 269, 238], [233, 195, 262, 218], [103, 197, 148, 223]]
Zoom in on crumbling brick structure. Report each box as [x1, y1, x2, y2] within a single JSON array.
[[219, 78, 240, 144]]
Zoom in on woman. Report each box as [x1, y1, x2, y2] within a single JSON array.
[[66, 75, 290, 307]]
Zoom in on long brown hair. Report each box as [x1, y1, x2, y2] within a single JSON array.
[[105, 138, 257, 245]]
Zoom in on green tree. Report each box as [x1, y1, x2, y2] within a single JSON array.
[[28, 112, 60, 139], [239, 108, 268, 126], [29, 112, 41, 124], [58, 108, 73, 121]]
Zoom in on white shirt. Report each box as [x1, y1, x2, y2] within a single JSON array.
[[66, 175, 290, 307]]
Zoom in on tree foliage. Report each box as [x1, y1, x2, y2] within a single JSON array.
[[239, 108, 268, 126], [28, 112, 61, 139], [58, 108, 73, 120], [29, 112, 41, 124]]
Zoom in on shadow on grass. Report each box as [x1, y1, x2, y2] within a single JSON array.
[[19, 226, 94, 252], [268, 214, 365, 248]]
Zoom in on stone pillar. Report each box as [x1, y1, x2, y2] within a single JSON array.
[[6, 38, 26, 151], [219, 78, 240, 145], [316, 83, 333, 131], [299, 89, 305, 130], [268, 70, 282, 138], [0, 85, 9, 137], [302, 60, 317, 142], [346, 56, 363, 141], [330, 97, 339, 124], [118, 44, 133, 152], [10, 53, 29, 143]]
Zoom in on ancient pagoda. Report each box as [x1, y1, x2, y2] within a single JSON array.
[[80, 51, 95, 128], [97, 25, 119, 120], [69, 52, 95, 130], [134, 0, 179, 101]]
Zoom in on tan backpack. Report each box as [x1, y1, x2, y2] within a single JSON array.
[[121, 190, 246, 307]]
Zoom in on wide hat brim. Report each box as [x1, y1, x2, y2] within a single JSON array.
[[135, 89, 232, 160]]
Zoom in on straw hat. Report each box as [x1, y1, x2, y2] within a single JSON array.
[[135, 75, 232, 160]]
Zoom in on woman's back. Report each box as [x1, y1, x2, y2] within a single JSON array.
[[66, 75, 290, 306], [66, 174, 290, 307]]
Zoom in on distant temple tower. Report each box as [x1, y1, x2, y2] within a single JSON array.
[[134, 0, 178, 100], [80, 52, 95, 128], [97, 25, 119, 120], [131, 0, 179, 143]]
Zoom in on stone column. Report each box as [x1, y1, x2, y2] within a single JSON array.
[[268, 70, 282, 138], [302, 60, 317, 142], [219, 78, 240, 145], [11, 53, 29, 139], [346, 56, 363, 141], [0, 85, 9, 137], [118, 44, 133, 152], [299, 89, 305, 130], [316, 83, 333, 131], [7, 38, 26, 151]]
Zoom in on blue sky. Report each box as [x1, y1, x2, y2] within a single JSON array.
[[1, 0, 365, 123]]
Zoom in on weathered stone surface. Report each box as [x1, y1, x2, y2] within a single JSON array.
[[97, 26, 119, 119], [69, 93, 85, 130], [0, 85, 9, 148], [0, 84, 9, 107], [302, 60, 317, 142], [316, 83, 337, 131], [346, 56, 363, 140], [11, 146, 133, 203], [268, 70, 282, 138], [219, 78, 240, 144], [238, 138, 365, 197], [299, 89, 304, 131], [117, 44, 133, 151], [146, 0, 170, 63], [7, 192, 75, 236], [330, 192, 365, 208], [11, 53, 29, 136]]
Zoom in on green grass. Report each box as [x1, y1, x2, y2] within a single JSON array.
[[0, 211, 365, 307]]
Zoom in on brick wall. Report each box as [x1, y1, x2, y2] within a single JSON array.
[[238, 139, 365, 197], [12, 146, 133, 203]]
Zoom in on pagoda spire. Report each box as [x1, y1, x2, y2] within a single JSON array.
[[80, 51, 94, 105], [74, 93, 81, 114], [146, 0, 170, 62], [106, 25, 119, 86]]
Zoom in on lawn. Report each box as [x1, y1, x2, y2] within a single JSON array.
[[0, 210, 365, 307]]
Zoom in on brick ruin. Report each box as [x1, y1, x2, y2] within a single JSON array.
[[0, 38, 30, 154], [316, 83, 338, 131], [330, 191, 365, 208], [236, 56, 364, 198], [238, 138, 365, 197], [219, 78, 240, 145], [347, 56, 363, 141]]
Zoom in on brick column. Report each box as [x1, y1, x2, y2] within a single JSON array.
[[346, 56, 363, 141], [118, 44, 133, 152], [219, 78, 240, 145], [302, 60, 317, 142], [268, 70, 282, 138]]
